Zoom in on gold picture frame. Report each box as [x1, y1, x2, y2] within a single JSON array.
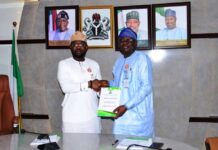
[[152, 2, 191, 49], [80, 5, 114, 48]]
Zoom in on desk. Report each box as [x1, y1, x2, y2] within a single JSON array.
[[0, 133, 199, 150]]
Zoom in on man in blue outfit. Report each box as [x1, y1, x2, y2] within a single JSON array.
[[110, 27, 154, 137], [156, 9, 187, 41]]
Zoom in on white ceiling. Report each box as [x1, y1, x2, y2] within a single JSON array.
[[0, 0, 23, 4], [0, 0, 38, 4]]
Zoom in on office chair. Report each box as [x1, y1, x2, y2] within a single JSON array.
[[0, 75, 18, 135], [205, 137, 218, 150]]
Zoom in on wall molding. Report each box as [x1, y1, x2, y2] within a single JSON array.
[[189, 117, 218, 123], [0, 33, 218, 45], [21, 113, 49, 119], [0, 39, 45, 44], [191, 33, 218, 38]]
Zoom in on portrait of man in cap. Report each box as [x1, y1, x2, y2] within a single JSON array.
[[115, 7, 150, 50], [49, 10, 75, 41], [155, 8, 187, 43], [125, 11, 148, 48], [46, 6, 79, 48]]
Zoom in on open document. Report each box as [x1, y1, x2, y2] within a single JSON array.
[[30, 135, 60, 147], [97, 87, 121, 117]]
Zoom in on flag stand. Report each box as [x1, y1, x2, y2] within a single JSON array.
[[12, 21, 23, 134], [18, 97, 22, 134]]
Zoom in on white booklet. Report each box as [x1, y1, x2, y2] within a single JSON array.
[[97, 87, 121, 117], [116, 137, 153, 150], [30, 135, 60, 147]]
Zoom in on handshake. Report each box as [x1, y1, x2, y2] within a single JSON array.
[[88, 79, 109, 92]]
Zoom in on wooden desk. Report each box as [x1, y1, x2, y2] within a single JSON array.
[[0, 133, 199, 150]]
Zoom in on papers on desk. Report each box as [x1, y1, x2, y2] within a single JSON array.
[[116, 137, 152, 150], [30, 135, 60, 147], [97, 87, 121, 117]]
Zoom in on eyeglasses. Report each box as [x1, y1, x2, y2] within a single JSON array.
[[70, 41, 87, 47]]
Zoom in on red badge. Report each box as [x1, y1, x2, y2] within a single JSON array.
[[125, 64, 129, 69], [87, 67, 92, 72]]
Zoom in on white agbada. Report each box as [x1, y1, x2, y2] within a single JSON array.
[[57, 57, 101, 133]]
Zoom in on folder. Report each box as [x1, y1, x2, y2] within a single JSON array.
[[97, 87, 121, 117]]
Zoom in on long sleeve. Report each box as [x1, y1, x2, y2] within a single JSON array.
[[109, 57, 123, 87], [95, 64, 102, 80], [57, 60, 89, 94], [125, 55, 153, 109], [125, 55, 152, 109]]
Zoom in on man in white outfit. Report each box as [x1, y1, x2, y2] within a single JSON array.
[[57, 31, 104, 133]]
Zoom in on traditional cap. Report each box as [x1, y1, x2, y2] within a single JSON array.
[[70, 31, 87, 42], [126, 11, 139, 21], [57, 10, 69, 20], [165, 9, 176, 17], [118, 27, 137, 40]]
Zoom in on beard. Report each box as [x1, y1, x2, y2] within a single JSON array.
[[72, 50, 87, 61], [119, 46, 135, 58]]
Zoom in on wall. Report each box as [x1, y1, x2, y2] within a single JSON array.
[[15, 0, 218, 149], [0, 2, 24, 116]]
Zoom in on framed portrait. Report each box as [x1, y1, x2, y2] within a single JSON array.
[[152, 2, 191, 49], [80, 5, 114, 48], [45, 6, 79, 49], [114, 5, 151, 50]]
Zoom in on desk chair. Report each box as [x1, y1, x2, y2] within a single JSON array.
[[0, 75, 18, 135], [205, 137, 218, 150]]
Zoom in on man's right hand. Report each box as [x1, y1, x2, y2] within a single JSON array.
[[89, 79, 109, 92], [91, 79, 101, 92]]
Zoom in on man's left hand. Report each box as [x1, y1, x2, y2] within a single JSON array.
[[113, 105, 127, 119]]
